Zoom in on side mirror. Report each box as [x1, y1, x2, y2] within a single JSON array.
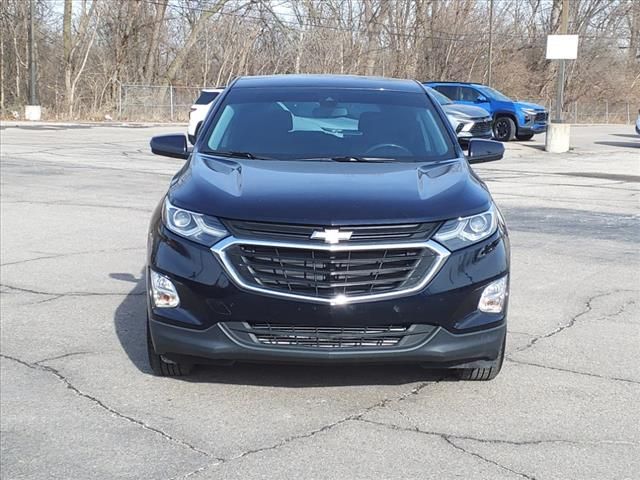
[[150, 134, 190, 159], [467, 139, 504, 164], [475, 95, 487, 103]]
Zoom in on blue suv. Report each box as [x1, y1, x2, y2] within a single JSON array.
[[426, 82, 548, 142]]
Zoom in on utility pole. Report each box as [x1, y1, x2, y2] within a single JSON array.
[[545, 0, 576, 153], [25, 0, 41, 120], [28, 0, 37, 105], [555, 0, 569, 122], [487, 0, 493, 86]]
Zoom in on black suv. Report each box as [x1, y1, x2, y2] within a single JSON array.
[[148, 75, 510, 380]]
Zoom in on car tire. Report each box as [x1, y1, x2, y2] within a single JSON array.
[[493, 117, 516, 142], [456, 336, 505, 381], [147, 319, 193, 376], [516, 132, 534, 141]]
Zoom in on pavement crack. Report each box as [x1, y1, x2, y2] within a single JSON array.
[[184, 380, 441, 478], [1, 199, 152, 213], [507, 359, 640, 385], [356, 419, 551, 479], [0, 353, 215, 459], [0, 353, 37, 370], [442, 437, 536, 480], [1, 246, 145, 267], [227, 416, 356, 462], [511, 289, 637, 355], [34, 351, 92, 365], [359, 418, 638, 448], [1, 283, 145, 298]]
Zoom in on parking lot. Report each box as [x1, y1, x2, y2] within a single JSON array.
[[1, 123, 638, 479]]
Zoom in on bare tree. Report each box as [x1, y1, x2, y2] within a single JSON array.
[[63, 0, 100, 116], [1, 0, 636, 120]]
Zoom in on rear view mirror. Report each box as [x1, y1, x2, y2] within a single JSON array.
[[150, 134, 190, 159], [467, 139, 504, 164], [475, 95, 488, 103]]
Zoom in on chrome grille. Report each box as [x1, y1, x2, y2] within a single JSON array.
[[249, 324, 408, 348], [224, 244, 436, 299], [223, 220, 439, 243]]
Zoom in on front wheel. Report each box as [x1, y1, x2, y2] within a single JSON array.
[[516, 132, 534, 141], [493, 117, 516, 142], [456, 336, 505, 381], [147, 320, 193, 376]]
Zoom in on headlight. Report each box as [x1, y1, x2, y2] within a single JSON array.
[[522, 108, 538, 121], [434, 205, 498, 250], [163, 198, 228, 246], [447, 113, 470, 132]]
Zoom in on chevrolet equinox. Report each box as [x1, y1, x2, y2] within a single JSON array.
[[147, 75, 510, 381]]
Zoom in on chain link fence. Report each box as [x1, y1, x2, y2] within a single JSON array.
[[117, 85, 638, 124], [521, 98, 638, 124], [118, 84, 210, 122]]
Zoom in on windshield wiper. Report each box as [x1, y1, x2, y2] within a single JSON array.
[[204, 150, 264, 159], [328, 156, 395, 163]]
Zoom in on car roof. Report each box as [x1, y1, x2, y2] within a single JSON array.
[[233, 74, 424, 93], [425, 81, 485, 87], [200, 88, 224, 92]]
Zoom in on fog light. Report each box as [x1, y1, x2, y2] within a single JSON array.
[[150, 270, 180, 308], [478, 276, 508, 313]]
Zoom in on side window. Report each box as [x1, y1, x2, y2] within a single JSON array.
[[416, 109, 449, 156], [459, 87, 481, 102], [435, 86, 459, 100], [196, 91, 220, 105], [208, 105, 236, 149]]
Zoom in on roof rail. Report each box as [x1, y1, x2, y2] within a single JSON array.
[[423, 81, 480, 85]]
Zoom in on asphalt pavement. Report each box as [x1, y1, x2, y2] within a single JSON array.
[[1, 122, 638, 480]]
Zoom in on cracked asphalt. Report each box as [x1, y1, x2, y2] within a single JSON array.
[[1, 123, 638, 480]]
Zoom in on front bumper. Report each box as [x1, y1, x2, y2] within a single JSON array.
[[150, 318, 506, 367], [518, 123, 547, 135], [457, 131, 493, 141], [147, 216, 510, 366]]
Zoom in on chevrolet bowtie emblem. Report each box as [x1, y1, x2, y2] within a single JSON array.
[[310, 228, 353, 244]]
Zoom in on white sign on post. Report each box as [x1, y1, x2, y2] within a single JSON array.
[[546, 35, 579, 59]]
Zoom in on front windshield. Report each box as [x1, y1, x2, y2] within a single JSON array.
[[202, 87, 455, 162], [425, 87, 453, 105], [479, 86, 512, 102]]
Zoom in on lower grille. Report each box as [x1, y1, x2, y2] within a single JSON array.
[[470, 120, 492, 135], [225, 244, 437, 300], [535, 111, 548, 122], [249, 323, 408, 348]]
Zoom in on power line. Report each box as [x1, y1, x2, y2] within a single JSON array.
[[138, 0, 631, 42], [34, 0, 635, 43]]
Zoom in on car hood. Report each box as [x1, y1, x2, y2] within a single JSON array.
[[168, 154, 492, 225], [443, 104, 491, 119], [515, 101, 546, 112]]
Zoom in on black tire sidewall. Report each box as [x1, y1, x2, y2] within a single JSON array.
[[516, 133, 534, 141], [493, 117, 516, 142]]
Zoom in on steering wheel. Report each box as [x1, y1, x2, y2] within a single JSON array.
[[364, 143, 412, 156]]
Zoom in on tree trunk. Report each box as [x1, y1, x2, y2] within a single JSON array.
[[0, 19, 4, 112], [143, 0, 167, 84], [629, 0, 639, 65], [63, 0, 72, 114], [164, 0, 228, 85]]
